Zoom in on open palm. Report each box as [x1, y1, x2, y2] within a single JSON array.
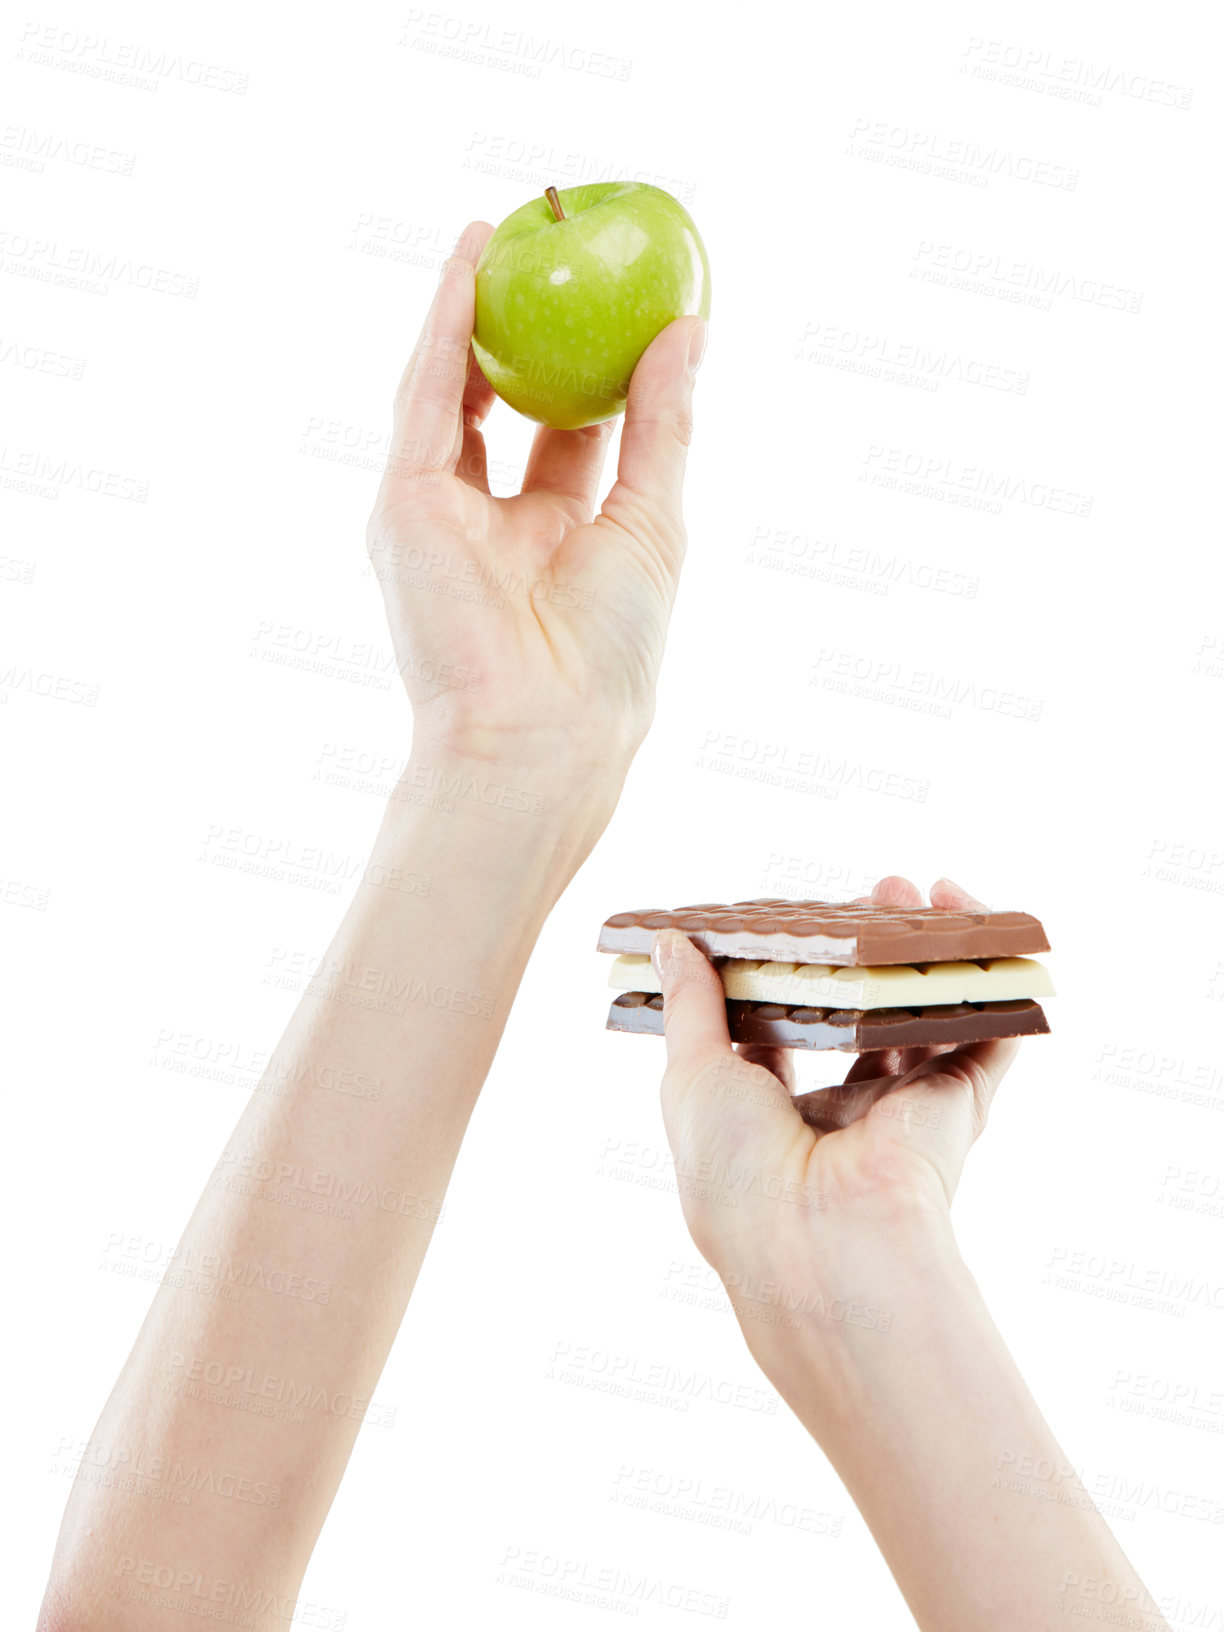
[[366, 220, 707, 773], [655, 875, 1022, 1273]]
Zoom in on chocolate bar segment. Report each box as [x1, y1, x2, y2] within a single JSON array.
[[606, 991, 1049, 1051], [607, 952, 1054, 1010], [598, 899, 1048, 966]]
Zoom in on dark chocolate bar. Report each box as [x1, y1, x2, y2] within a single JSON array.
[[598, 898, 1048, 967], [606, 991, 1049, 1051]]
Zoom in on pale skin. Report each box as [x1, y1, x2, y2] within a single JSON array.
[[654, 879, 1171, 1630], [37, 221, 1166, 1631]]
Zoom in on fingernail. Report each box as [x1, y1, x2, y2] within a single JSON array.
[[687, 319, 707, 374], [651, 928, 687, 983], [935, 876, 964, 892]]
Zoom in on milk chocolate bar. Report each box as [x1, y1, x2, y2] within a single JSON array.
[[607, 953, 1055, 1010], [597, 899, 1048, 967], [606, 992, 1049, 1051]]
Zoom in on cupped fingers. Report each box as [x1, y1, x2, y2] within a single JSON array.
[[792, 1074, 891, 1134], [734, 1042, 797, 1096], [455, 348, 497, 492], [842, 1043, 944, 1084], [929, 876, 991, 912], [851, 874, 925, 909], [520, 419, 617, 520]]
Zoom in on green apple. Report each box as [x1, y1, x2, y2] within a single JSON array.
[[472, 182, 711, 430]]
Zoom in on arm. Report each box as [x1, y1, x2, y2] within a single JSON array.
[[652, 875, 1169, 1632], [39, 221, 708, 1629]]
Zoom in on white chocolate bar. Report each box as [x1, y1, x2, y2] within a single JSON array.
[[606, 954, 1054, 1010]]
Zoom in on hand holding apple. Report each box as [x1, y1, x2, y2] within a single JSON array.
[[366, 216, 706, 784], [472, 181, 711, 429]]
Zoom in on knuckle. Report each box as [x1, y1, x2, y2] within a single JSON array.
[[669, 402, 694, 449], [940, 1055, 993, 1136], [636, 402, 693, 450], [612, 492, 686, 574]]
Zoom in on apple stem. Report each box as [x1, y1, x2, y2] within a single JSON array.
[[544, 186, 565, 222]]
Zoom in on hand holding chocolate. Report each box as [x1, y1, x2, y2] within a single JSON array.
[[597, 898, 1053, 1051]]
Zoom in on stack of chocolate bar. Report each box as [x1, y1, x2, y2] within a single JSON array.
[[597, 899, 1053, 1051]]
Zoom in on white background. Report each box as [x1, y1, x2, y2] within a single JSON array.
[[3, 0, 1222, 1625]]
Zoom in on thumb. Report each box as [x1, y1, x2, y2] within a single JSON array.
[[654, 930, 798, 1168], [600, 315, 706, 576]]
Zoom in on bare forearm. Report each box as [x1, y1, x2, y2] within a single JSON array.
[[747, 1208, 1169, 1632], [43, 748, 615, 1627]]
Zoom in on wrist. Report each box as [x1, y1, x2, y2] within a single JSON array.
[[729, 1195, 967, 1418], [367, 741, 624, 918], [404, 729, 629, 818]]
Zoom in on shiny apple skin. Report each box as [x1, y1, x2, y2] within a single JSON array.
[[472, 181, 712, 430]]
